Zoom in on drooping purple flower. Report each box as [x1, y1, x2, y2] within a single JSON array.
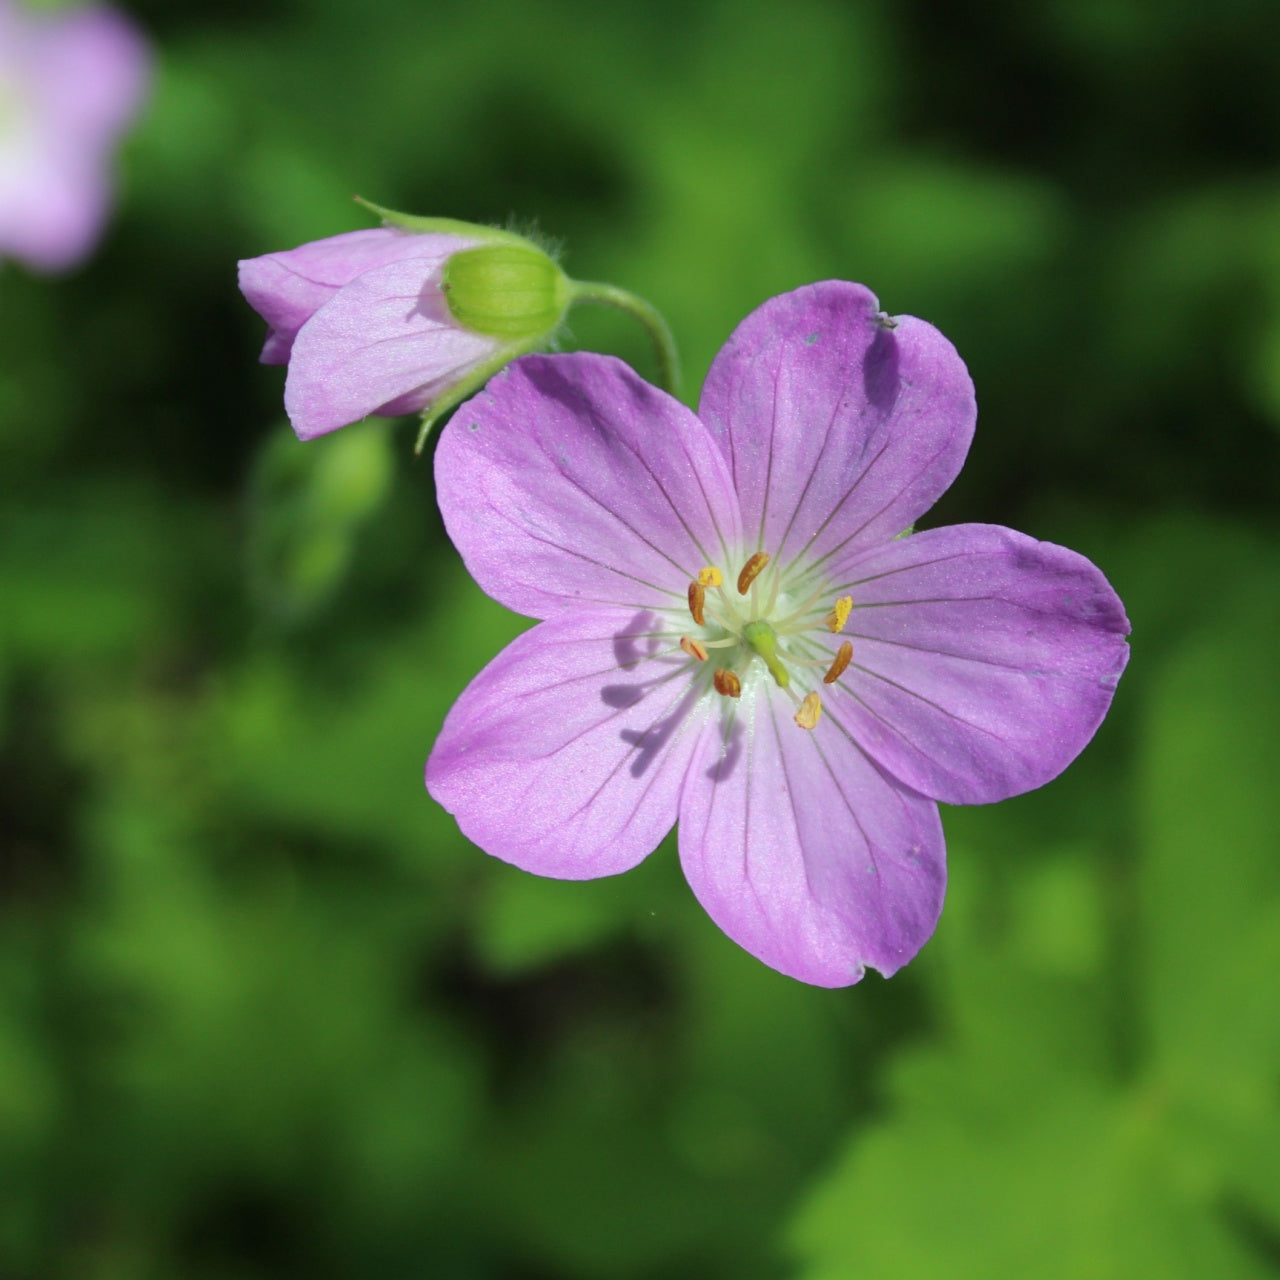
[[238, 221, 572, 442], [0, 0, 149, 273], [426, 282, 1130, 987]]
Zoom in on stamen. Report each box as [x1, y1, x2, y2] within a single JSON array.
[[698, 566, 724, 588], [737, 552, 771, 595], [687, 581, 706, 626], [826, 596, 852, 633], [823, 641, 853, 684], [794, 691, 822, 730], [713, 668, 742, 699], [680, 635, 709, 662]]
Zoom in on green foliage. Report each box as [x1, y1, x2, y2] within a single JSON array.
[[3, 0, 1280, 1276]]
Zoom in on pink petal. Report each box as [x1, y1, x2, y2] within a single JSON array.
[[697, 281, 975, 573], [679, 682, 946, 986], [237, 229, 475, 364], [426, 609, 713, 878], [434, 353, 743, 620], [0, 147, 110, 272], [282, 255, 499, 439], [30, 5, 150, 139], [828, 523, 1131, 805]]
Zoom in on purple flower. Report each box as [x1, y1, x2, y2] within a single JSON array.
[[0, 0, 149, 273], [426, 282, 1130, 987], [238, 222, 571, 442]]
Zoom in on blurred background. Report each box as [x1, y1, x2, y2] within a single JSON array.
[[3, 0, 1279, 1275]]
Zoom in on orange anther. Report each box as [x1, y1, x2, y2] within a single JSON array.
[[687, 581, 706, 626], [713, 668, 742, 699], [736, 551, 771, 595], [823, 641, 853, 685], [680, 635, 709, 661]]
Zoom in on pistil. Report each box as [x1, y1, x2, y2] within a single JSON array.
[[741, 620, 790, 689]]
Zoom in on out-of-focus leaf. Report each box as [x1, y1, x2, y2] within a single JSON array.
[[245, 420, 395, 624]]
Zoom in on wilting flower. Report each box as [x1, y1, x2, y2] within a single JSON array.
[[0, 0, 149, 273], [426, 282, 1130, 987], [238, 218, 572, 442]]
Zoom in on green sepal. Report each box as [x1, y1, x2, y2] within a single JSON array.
[[353, 197, 529, 247]]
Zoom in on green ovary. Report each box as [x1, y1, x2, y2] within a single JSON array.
[[741, 620, 790, 688]]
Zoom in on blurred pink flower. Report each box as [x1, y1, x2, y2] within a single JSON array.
[[0, 0, 150, 273]]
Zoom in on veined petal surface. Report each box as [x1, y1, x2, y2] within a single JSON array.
[[283, 256, 498, 439], [239, 229, 475, 363], [427, 609, 713, 879], [679, 683, 945, 987], [698, 281, 975, 572], [829, 524, 1131, 805], [435, 354, 743, 620]]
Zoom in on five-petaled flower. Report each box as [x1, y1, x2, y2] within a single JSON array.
[[426, 282, 1130, 987], [0, 0, 149, 273], [238, 220, 570, 442]]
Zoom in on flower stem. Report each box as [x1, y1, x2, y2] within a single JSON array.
[[413, 336, 541, 455], [568, 280, 681, 399]]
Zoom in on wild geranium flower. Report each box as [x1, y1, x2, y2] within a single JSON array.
[[426, 282, 1130, 987], [0, 0, 149, 273]]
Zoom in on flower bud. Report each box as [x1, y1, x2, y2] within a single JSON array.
[[239, 209, 573, 443], [442, 243, 571, 340]]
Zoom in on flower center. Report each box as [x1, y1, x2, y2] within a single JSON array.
[[675, 550, 853, 731]]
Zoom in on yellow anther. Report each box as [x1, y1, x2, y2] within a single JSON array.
[[687, 581, 706, 626], [826, 595, 853, 633], [794, 691, 822, 730], [737, 551, 771, 595], [823, 640, 853, 685], [713, 668, 742, 699], [680, 635, 709, 662], [697, 566, 723, 588]]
